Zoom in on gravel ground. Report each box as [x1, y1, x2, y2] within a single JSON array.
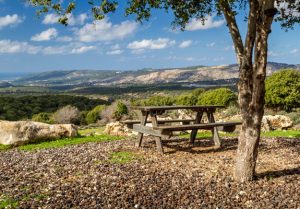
[[0, 136, 299, 209]]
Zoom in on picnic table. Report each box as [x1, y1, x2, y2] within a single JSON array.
[[122, 105, 241, 153]]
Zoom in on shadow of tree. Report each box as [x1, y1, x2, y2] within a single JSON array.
[[256, 167, 300, 180]]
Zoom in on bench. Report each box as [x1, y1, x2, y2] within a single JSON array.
[[121, 119, 195, 129], [133, 121, 241, 136], [133, 121, 241, 153], [130, 105, 241, 153]]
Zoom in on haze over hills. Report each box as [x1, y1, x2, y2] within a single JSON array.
[[7, 62, 300, 87]]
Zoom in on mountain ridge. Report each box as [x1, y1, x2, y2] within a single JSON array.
[[10, 62, 300, 87]]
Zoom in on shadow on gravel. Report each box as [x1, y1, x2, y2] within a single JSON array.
[[160, 138, 238, 154], [256, 166, 300, 180]]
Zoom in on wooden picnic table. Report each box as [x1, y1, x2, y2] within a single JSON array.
[[126, 105, 241, 153]]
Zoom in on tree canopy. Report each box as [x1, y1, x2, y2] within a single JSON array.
[[265, 69, 300, 111], [29, 0, 300, 29]]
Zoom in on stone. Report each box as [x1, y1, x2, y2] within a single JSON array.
[[104, 122, 137, 136], [0, 120, 78, 145], [261, 115, 293, 131]]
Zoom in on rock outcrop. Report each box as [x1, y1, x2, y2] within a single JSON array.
[[261, 115, 293, 131], [0, 120, 78, 145], [104, 122, 137, 136]]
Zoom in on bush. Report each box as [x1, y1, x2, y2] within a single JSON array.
[[53, 105, 81, 124], [100, 101, 129, 122], [114, 102, 128, 120], [32, 112, 54, 124], [142, 95, 175, 106], [176, 94, 198, 106], [85, 105, 106, 124], [197, 88, 237, 106], [265, 69, 300, 111]]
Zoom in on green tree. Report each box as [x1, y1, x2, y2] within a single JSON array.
[[265, 69, 300, 111], [113, 102, 128, 120], [143, 95, 175, 106], [86, 105, 106, 124], [32, 112, 54, 124], [197, 88, 237, 106], [28, 0, 300, 181]]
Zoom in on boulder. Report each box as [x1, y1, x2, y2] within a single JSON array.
[[0, 120, 78, 145], [261, 115, 293, 131], [104, 122, 136, 136]]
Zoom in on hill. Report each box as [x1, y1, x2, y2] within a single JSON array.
[[11, 62, 299, 87]]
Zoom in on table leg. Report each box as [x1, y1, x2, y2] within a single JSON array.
[[136, 111, 149, 147], [150, 112, 164, 153], [190, 111, 203, 144], [207, 111, 222, 148]]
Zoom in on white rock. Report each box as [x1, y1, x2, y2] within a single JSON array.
[[0, 120, 78, 145], [261, 115, 293, 131], [104, 122, 137, 136]]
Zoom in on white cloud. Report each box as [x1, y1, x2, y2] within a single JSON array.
[[186, 16, 225, 31], [31, 28, 58, 41], [0, 39, 96, 55], [42, 13, 88, 26], [128, 38, 176, 50], [43, 43, 96, 55], [76, 19, 138, 42], [71, 45, 96, 54], [206, 42, 216, 47], [106, 49, 123, 55], [0, 14, 24, 29], [290, 48, 299, 54], [56, 36, 73, 42], [179, 40, 192, 48], [0, 39, 41, 54]]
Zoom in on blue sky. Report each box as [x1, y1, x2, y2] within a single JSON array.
[[0, 1, 299, 72]]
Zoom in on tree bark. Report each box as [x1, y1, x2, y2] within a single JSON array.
[[221, 0, 277, 181], [234, 0, 276, 182]]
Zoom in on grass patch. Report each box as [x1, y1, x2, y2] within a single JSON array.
[[19, 134, 123, 151], [0, 197, 19, 209], [0, 144, 11, 152], [261, 130, 300, 138], [78, 127, 105, 136], [108, 151, 140, 164]]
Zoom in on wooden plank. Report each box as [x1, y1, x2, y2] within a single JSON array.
[[133, 124, 167, 137], [131, 105, 225, 111], [150, 113, 164, 153], [136, 111, 148, 147], [208, 112, 221, 148], [154, 122, 242, 131], [190, 111, 203, 144], [121, 119, 195, 125]]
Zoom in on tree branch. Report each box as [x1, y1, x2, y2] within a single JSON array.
[[220, 0, 244, 65]]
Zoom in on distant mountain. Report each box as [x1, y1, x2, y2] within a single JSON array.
[[0, 81, 13, 88], [12, 62, 299, 86]]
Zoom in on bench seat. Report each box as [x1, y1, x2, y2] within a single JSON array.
[[122, 119, 195, 128], [154, 121, 241, 132], [133, 121, 242, 137]]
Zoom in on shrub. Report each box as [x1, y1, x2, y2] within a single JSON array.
[[114, 102, 128, 120], [31, 112, 54, 124], [101, 101, 129, 122], [191, 88, 205, 97], [176, 94, 198, 106], [265, 69, 300, 111], [53, 105, 81, 124], [143, 95, 175, 106], [85, 105, 106, 124], [197, 88, 237, 106]]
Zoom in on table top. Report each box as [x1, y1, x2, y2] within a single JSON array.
[[131, 105, 225, 111]]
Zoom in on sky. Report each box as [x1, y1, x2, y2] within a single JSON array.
[[0, 0, 299, 72]]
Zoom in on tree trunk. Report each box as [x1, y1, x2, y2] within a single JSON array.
[[234, 0, 277, 182]]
